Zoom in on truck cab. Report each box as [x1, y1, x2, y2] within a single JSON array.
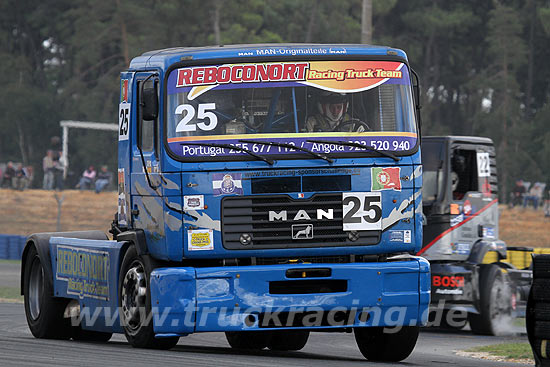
[[22, 44, 429, 362], [419, 136, 531, 335]]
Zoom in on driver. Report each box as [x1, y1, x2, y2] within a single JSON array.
[[306, 92, 367, 132]]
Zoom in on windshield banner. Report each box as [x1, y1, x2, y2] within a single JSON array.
[[168, 132, 417, 159], [169, 61, 408, 100]]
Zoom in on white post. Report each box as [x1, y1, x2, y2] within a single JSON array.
[[62, 125, 69, 179]]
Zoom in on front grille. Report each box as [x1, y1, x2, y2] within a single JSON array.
[[221, 194, 380, 250]]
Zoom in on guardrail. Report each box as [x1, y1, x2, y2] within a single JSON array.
[[484, 248, 550, 269], [0, 235, 26, 260]]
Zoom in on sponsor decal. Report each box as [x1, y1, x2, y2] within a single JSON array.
[[463, 200, 472, 216], [481, 178, 492, 197], [245, 47, 345, 57], [171, 134, 416, 158], [389, 230, 403, 242], [188, 229, 214, 251], [450, 203, 460, 215], [174, 61, 406, 98], [184, 195, 205, 210], [292, 224, 313, 239], [450, 214, 464, 227], [56, 246, 110, 300], [404, 230, 411, 243], [432, 275, 465, 288], [371, 167, 401, 191], [435, 288, 464, 295], [120, 79, 128, 102], [213, 173, 243, 196], [389, 230, 412, 243], [451, 242, 470, 255], [117, 168, 128, 226], [176, 62, 309, 87], [483, 227, 495, 239]]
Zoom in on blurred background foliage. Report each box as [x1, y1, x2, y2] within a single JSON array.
[[0, 0, 549, 198]]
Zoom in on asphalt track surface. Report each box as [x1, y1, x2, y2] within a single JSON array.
[[0, 261, 21, 288], [0, 301, 531, 367]]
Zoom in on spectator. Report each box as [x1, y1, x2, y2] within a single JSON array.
[[76, 165, 96, 190], [24, 166, 34, 188], [12, 163, 29, 190], [544, 189, 550, 217], [524, 182, 544, 210], [510, 179, 526, 208], [42, 150, 55, 190], [95, 165, 112, 193], [52, 154, 65, 191], [2, 162, 15, 188]]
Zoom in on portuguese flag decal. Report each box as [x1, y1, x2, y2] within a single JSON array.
[[371, 167, 401, 191]]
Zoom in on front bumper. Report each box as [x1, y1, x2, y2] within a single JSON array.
[[149, 258, 430, 336]]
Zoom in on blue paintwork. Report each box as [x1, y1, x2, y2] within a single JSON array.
[[149, 258, 430, 335]]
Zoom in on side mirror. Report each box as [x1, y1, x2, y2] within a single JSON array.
[[410, 68, 422, 135], [141, 82, 158, 121], [410, 68, 421, 109]]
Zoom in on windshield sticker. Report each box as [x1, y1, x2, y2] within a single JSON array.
[[169, 133, 416, 159], [213, 173, 243, 196], [170, 61, 408, 100], [240, 47, 347, 57]]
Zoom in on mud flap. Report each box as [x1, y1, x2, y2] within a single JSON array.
[[528, 254, 550, 366]]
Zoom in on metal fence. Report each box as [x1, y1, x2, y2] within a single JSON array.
[[0, 235, 26, 260]]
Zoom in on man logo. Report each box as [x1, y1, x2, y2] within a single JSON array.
[[269, 209, 333, 222], [292, 224, 313, 240]]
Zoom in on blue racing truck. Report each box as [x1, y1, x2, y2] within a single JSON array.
[[21, 44, 429, 362]]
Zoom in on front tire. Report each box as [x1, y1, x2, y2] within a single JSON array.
[[119, 246, 179, 349], [468, 264, 513, 336], [354, 326, 419, 362], [23, 245, 72, 339]]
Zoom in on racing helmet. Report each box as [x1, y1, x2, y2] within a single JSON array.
[[317, 92, 348, 123]]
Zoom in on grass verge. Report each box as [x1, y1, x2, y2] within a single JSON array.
[[470, 343, 533, 360], [0, 259, 21, 265], [0, 287, 23, 303]]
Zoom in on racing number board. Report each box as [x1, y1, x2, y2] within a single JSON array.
[[342, 192, 382, 231]]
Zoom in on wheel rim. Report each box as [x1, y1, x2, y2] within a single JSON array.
[[28, 257, 43, 320], [490, 273, 511, 320], [121, 260, 147, 334]]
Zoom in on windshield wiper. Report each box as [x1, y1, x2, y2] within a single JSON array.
[[182, 142, 274, 165], [239, 139, 333, 163], [306, 139, 399, 161]]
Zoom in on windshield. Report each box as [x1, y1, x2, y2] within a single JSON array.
[[166, 60, 417, 160]]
